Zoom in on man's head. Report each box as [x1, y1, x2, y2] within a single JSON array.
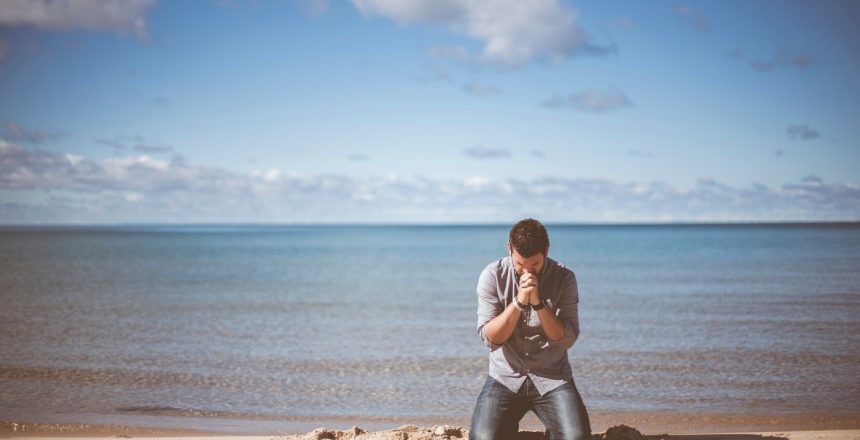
[[507, 218, 549, 275]]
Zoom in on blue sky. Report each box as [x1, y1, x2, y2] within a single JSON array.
[[0, 0, 858, 223]]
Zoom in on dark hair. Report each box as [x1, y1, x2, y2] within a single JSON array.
[[509, 218, 549, 257]]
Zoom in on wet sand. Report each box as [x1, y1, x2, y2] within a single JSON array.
[[2, 419, 859, 440]]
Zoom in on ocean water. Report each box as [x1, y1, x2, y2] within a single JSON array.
[[1, 224, 859, 431]]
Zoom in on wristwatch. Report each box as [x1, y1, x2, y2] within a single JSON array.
[[532, 299, 546, 310]]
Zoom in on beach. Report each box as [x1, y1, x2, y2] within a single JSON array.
[[3, 410, 860, 438], [2, 419, 860, 440]]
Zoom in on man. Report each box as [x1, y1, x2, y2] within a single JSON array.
[[469, 218, 591, 440]]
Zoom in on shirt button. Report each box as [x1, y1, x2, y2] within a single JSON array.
[[524, 352, 530, 357]]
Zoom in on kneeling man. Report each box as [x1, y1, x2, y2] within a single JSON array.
[[470, 218, 591, 440]]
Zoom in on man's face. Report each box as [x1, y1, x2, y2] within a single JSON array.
[[508, 245, 545, 276]]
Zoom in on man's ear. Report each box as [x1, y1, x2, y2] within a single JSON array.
[[507, 241, 512, 254]]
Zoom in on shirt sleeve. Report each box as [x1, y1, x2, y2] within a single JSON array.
[[546, 271, 580, 350], [476, 264, 503, 351]]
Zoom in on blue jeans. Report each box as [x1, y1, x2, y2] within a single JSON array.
[[469, 376, 591, 440]]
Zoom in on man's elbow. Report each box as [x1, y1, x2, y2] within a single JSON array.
[[547, 329, 564, 344], [552, 323, 579, 349], [479, 325, 503, 350], [565, 327, 580, 349]]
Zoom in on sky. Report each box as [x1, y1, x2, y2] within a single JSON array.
[[0, 0, 858, 223]]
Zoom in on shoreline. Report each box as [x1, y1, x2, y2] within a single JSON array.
[[3, 411, 859, 438], [1, 423, 858, 440]]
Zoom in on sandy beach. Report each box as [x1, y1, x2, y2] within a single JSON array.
[[1, 420, 859, 440], [5, 410, 859, 437], [3, 418, 860, 440]]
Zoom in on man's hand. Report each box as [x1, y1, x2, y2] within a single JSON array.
[[518, 271, 540, 306]]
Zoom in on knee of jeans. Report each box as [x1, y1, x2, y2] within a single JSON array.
[[469, 415, 495, 440], [546, 417, 589, 440], [556, 425, 591, 440], [468, 426, 495, 440]]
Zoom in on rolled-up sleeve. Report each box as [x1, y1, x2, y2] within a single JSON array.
[[547, 272, 580, 350], [476, 265, 503, 351]]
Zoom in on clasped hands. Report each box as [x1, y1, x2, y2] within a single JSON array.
[[516, 271, 541, 307]]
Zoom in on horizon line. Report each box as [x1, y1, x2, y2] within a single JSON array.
[[1, 220, 859, 228]]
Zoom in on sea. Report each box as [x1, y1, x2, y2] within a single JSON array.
[[1, 224, 859, 433]]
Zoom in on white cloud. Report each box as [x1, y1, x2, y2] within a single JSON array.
[[544, 88, 632, 112], [463, 145, 510, 159], [1, 121, 68, 143], [96, 134, 173, 153], [615, 17, 635, 30], [352, 0, 610, 66], [462, 79, 501, 96], [464, 176, 490, 189], [348, 154, 371, 162], [426, 44, 472, 63], [134, 144, 173, 153], [750, 48, 820, 72], [296, 0, 329, 16], [252, 168, 283, 182], [728, 47, 821, 72], [351, 0, 465, 24], [416, 63, 454, 83], [64, 153, 83, 166], [0, 0, 156, 37], [1, 140, 858, 223], [674, 2, 710, 32], [787, 124, 820, 141]]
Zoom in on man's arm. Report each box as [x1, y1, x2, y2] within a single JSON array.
[[541, 272, 580, 349], [536, 307, 565, 341], [483, 301, 524, 347], [476, 265, 523, 350]]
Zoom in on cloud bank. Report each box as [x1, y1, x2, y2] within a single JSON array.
[[96, 135, 174, 153], [351, 0, 612, 65], [0, 0, 157, 37], [1, 122, 68, 144], [2, 140, 858, 224]]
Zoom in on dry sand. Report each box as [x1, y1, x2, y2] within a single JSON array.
[[265, 424, 860, 440], [2, 422, 859, 440]]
